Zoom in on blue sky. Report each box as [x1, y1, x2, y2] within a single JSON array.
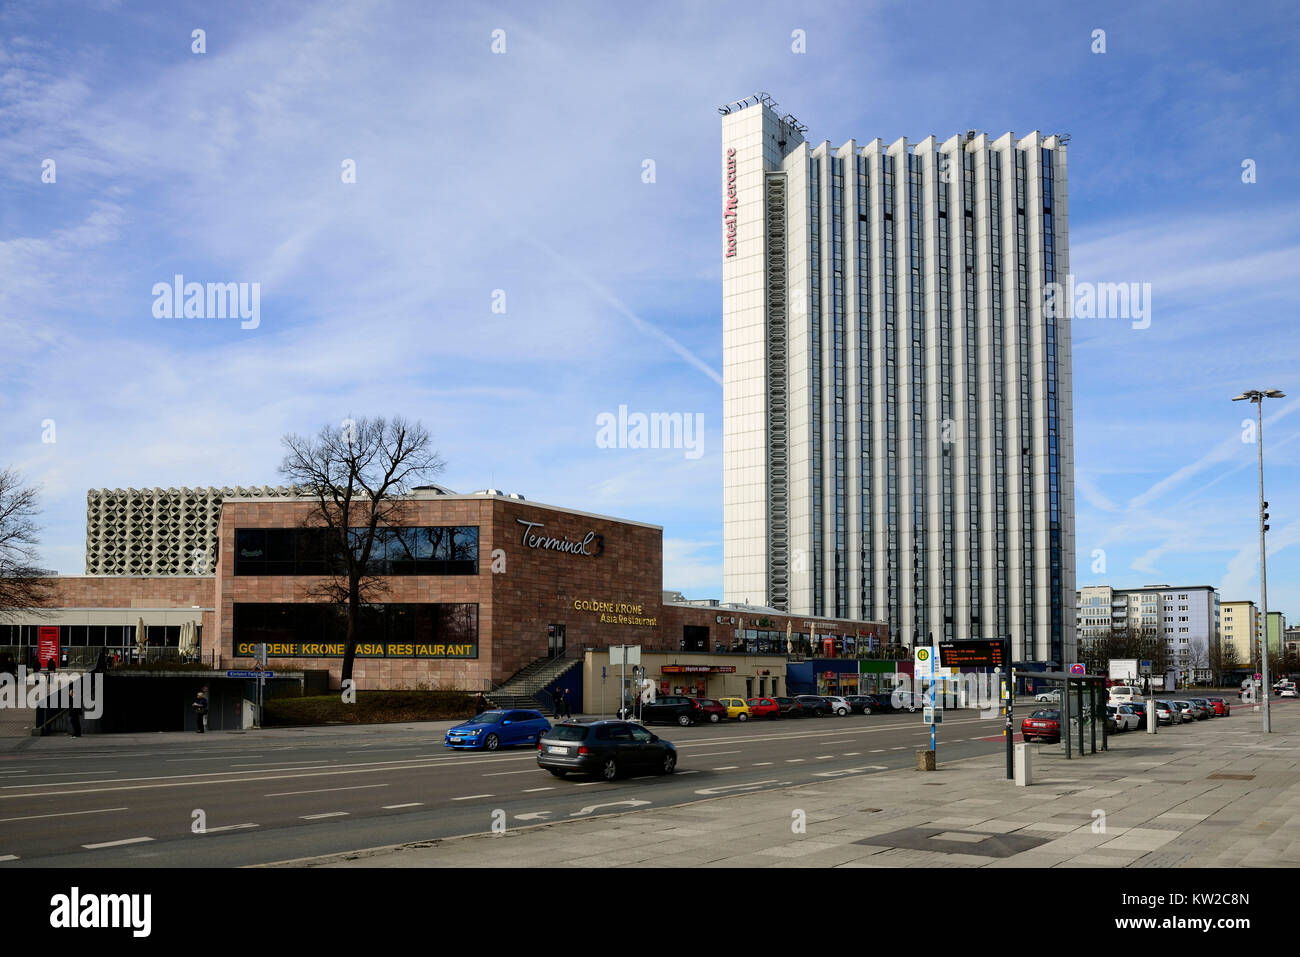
[[2, 0, 1297, 620]]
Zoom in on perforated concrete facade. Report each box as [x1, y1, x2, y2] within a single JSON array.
[[85, 486, 295, 576]]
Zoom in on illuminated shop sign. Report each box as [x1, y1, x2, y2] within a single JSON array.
[[517, 519, 604, 558], [723, 147, 737, 258], [661, 665, 736, 674], [572, 599, 657, 627]]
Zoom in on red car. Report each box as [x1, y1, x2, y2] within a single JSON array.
[[745, 697, 781, 719], [1021, 709, 1061, 743], [1205, 696, 1231, 716], [693, 698, 727, 723]]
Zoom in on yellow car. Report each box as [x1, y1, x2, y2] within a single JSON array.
[[717, 697, 752, 722]]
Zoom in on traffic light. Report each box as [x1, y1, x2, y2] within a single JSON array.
[[1263, 502, 1270, 532]]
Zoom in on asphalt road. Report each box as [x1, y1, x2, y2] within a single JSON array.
[[8, 694, 1258, 868], [0, 705, 1021, 867]]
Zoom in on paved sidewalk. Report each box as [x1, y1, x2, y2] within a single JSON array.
[[304, 702, 1300, 868]]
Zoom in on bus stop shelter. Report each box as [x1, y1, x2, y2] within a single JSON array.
[[1021, 669, 1109, 759]]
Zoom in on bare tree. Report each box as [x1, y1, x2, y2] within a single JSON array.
[[0, 469, 55, 621], [278, 418, 446, 684], [1082, 625, 1171, 677]]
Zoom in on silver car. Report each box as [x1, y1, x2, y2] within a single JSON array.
[[1169, 700, 1197, 723]]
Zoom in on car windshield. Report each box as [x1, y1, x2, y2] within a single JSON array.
[[467, 711, 504, 724], [1030, 710, 1060, 719]]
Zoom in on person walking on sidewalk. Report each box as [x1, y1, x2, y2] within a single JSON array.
[[192, 691, 209, 733]]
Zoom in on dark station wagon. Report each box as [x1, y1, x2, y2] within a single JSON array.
[[537, 721, 677, 781]]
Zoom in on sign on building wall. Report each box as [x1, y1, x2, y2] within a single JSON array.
[[38, 626, 59, 667], [232, 641, 477, 659]]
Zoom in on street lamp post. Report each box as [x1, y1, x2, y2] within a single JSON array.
[[1232, 389, 1285, 733]]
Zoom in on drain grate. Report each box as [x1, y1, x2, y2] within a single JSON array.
[[1208, 773, 1255, 781]]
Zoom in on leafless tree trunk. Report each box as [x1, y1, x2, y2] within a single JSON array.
[[0, 469, 55, 620], [278, 417, 445, 685]]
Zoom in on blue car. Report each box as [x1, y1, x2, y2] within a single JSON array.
[[444, 709, 551, 751]]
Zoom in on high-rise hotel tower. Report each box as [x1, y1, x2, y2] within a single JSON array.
[[721, 94, 1075, 666]]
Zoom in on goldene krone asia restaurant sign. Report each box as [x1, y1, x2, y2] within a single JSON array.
[[572, 599, 657, 627]]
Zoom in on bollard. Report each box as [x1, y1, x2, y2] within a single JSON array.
[[1014, 742, 1032, 786], [916, 750, 936, 771]]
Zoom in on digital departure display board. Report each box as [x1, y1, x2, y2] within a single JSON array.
[[938, 639, 1008, 669]]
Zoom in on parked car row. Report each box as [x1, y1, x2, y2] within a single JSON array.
[[442, 686, 956, 755], [1022, 694, 1232, 743], [633, 690, 935, 726]]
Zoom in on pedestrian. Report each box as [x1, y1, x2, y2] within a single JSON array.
[[68, 701, 82, 738], [556, 688, 566, 719], [192, 691, 208, 733], [474, 691, 488, 714]]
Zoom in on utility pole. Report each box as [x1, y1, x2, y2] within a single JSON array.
[[1233, 388, 1284, 733]]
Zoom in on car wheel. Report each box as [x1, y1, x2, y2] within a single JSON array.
[[549, 769, 567, 778], [601, 758, 618, 781], [862, 706, 872, 715], [907, 704, 916, 713], [677, 714, 691, 727], [659, 752, 676, 775], [837, 707, 848, 716], [709, 712, 720, 723], [484, 733, 499, 751], [737, 712, 748, 722]]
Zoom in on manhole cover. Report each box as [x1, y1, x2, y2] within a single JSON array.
[[1208, 773, 1255, 781]]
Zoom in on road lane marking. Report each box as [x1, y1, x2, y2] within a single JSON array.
[[752, 761, 773, 766], [0, 770, 118, 779], [695, 780, 780, 796], [203, 823, 260, 832], [891, 747, 905, 750], [0, 855, 17, 861], [382, 803, 424, 809], [168, 756, 264, 762], [712, 766, 739, 770], [813, 766, 889, 778], [232, 761, 333, 769], [483, 768, 546, 777], [814, 755, 834, 759], [689, 750, 741, 758], [514, 811, 552, 820], [0, 806, 128, 824], [786, 758, 805, 763], [842, 752, 861, 756], [265, 784, 388, 798], [870, 749, 885, 752], [83, 837, 154, 849], [523, 787, 555, 793], [451, 794, 494, 801], [300, 812, 348, 820], [571, 800, 650, 816], [574, 781, 606, 786]]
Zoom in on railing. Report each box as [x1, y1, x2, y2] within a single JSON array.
[[0, 645, 218, 672]]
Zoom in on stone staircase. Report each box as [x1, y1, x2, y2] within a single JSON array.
[[488, 651, 584, 714]]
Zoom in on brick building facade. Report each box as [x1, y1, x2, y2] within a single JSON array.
[[5, 491, 888, 691]]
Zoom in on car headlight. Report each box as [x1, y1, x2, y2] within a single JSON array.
[[469, 728, 482, 735]]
